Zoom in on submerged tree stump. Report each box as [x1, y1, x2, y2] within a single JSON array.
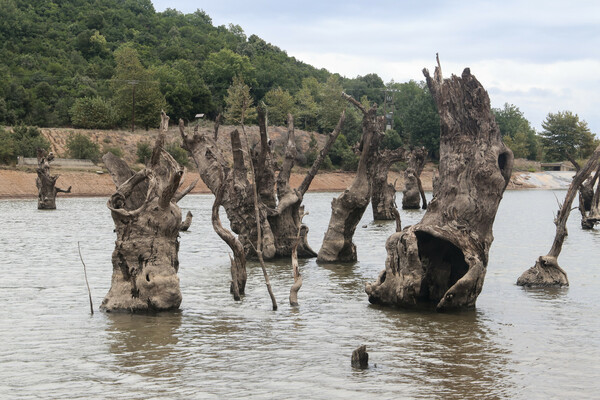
[[402, 147, 427, 210], [371, 148, 406, 220], [366, 62, 513, 311], [518, 144, 600, 287], [318, 93, 384, 263], [181, 107, 345, 260], [579, 166, 600, 229], [100, 112, 191, 312], [35, 149, 71, 209]]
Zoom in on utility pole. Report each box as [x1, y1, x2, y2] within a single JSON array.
[[128, 80, 138, 132]]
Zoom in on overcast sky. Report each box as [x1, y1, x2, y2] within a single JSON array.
[[152, 0, 600, 134]]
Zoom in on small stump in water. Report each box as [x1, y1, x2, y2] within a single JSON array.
[[351, 345, 369, 369]]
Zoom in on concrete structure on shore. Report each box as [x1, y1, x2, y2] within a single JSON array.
[[17, 156, 96, 170]]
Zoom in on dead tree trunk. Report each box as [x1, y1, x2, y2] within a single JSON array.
[[518, 144, 600, 287], [212, 179, 247, 300], [579, 166, 600, 229], [289, 213, 307, 307], [179, 211, 193, 231], [402, 147, 427, 210], [36, 150, 71, 209], [317, 93, 384, 263], [366, 62, 514, 311], [100, 111, 191, 312], [371, 148, 406, 220], [181, 108, 345, 260]]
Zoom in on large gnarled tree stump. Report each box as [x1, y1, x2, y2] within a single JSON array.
[[317, 93, 384, 262], [579, 165, 600, 229], [366, 61, 513, 311], [36, 149, 71, 209], [181, 107, 345, 260], [402, 147, 427, 210], [100, 112, 191, 312], [518, 144, 600, 287]]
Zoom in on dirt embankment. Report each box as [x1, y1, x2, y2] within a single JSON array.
[[1, 125, 544, 199]]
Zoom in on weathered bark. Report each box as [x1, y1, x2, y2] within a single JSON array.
[[371, 148, 406, 220], [366, 62, 513, 311], [181, 109, 345, 260], [212, 179, 247, 300], [289, 214, 307, 307], [35, 149, 71, 209], [100, 111, 190, 313], [518, 144, 600, 287], [402, 147, 427, 210], [179, 211, 193, 231], [579, 166, 600, 229], [318, 93, 384, 263]]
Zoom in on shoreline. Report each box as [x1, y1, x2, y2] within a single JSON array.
[[0, 168, 573, 200]]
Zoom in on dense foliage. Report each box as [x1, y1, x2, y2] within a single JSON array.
[[540, 111, 597, 162], [0, 125, 49, 163], [0, 0, 595, 168]]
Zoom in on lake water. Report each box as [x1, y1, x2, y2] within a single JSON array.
[[0, 190, 599, 399]]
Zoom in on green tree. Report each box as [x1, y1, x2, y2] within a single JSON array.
[[0, 127, 16, 164], [66, 132, 100, 162], [318, 75, 346, 133], [263, 87, 295, 126], [202, 48, 255, 108], [136, 141, 152, 163], [111, 46, 166, 129], [12, 125, 50, 158], [540, 111, 597, 161], [391, 80, 440, 158], [493, 103, 539, 160], [294, 77, 320, 131], [70, 96, 118, 129], [224, 75, 256, 125]]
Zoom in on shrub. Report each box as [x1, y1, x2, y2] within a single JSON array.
[[70, 96, 118, 129], [136, 141, 152, 164], [103, 145, 123, 158], [0, 125, 50, 164], [66, 132, 100, 162], [165, 142, 189, 166]]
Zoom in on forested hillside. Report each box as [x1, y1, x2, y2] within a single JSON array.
[[3, 0, 589, 165]]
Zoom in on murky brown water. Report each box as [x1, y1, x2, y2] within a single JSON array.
[[1, 191, 599, 399]]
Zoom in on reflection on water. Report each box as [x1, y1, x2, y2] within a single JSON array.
[[1, 191, 599, 399]]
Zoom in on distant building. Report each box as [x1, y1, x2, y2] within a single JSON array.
[[540, 162, 575, 171]]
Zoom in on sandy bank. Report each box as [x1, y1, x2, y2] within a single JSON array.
[[2, 168, 572, 200]]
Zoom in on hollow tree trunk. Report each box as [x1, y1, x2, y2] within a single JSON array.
[[100, 111, 191, 312], [402, 147, 427, 210], [371, 148, 406, 220], [317, 93, 384, 263], [181, 108, 345, 260], [35, 149, 71, 209], [366, 62, 514, 311], [518, 144, 600, 287]]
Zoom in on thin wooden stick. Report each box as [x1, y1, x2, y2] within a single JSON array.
[[78, 242, 94, 315]]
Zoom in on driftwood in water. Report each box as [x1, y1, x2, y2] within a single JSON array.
[[181, 108, 345, 260], [518, 145, 600, 287], [317, 93, 384, 263], [179, 211, 193, 231], [35, 149, 71, 209], [351, 345, 369, 369], [100, 111, 191, 312], [371, 147, 406, 220], [366, 61, 513, 311], [402, 147, 428, 210]]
